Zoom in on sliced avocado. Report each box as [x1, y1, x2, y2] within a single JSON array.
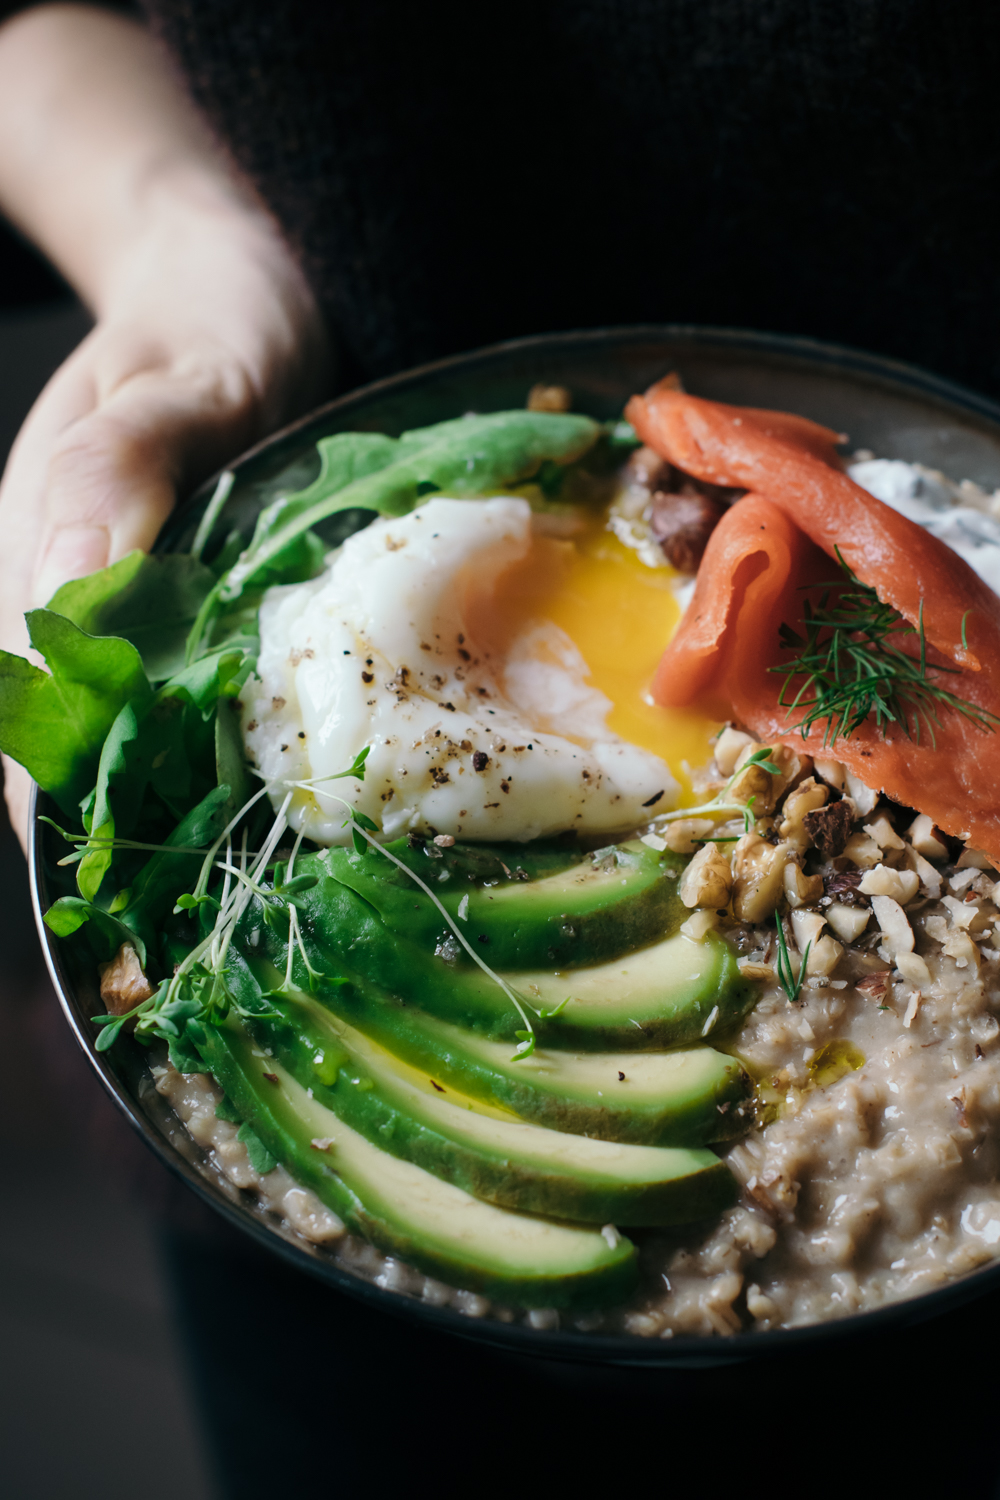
[[226, 962, 736, 1226], [194, 1016, 639, 1310], [310, 836, 686, 968], [507, 931, 756, 1048], [256, 868, 748, 1050], [236, 951, 752, 1146]]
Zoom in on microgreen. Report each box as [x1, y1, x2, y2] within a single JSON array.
[[536, 996, 572, 1020], [306, 788, 538, 1061], [770, 549, 998, 747], [652, 746, 781, 836]]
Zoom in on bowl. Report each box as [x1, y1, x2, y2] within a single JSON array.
[[30, 324, 1000, 1366]]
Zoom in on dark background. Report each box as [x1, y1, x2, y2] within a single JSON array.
[[5, 219, 1000, 1499]]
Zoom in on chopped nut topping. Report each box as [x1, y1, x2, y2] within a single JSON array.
[[98, 943, 154, 1016], [803, 799, 854, 859]]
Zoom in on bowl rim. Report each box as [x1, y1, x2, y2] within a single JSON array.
[[30, 321, 1000, 1366]]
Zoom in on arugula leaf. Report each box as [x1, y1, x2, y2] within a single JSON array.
[[76, 699, 143, 902], [0, 610, 150, 812], [159, 642, 254, 718], [43, 895, 147, 966], [167, 1027, 212, 1075], [120, 784, 232, 937], [224, 412, 598, 595], [215, 698, 252, 818], [237, 1121, 277, 1174], [214, 1094, 242, 1123], [47, 550, 215, 683], [186, 411, 599, 658]]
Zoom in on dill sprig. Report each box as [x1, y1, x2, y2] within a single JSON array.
[[769, 549, 999, 748]]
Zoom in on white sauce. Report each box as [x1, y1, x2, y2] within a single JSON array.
[[848, 458, 1000, 597]]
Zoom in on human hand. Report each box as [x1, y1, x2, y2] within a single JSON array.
[[0, 182, 327, 847]]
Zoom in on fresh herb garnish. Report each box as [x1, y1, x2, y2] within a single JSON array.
[[769, 549, 999, 747], [652, 747, 780, 837], [775, 917, 809, 1004]]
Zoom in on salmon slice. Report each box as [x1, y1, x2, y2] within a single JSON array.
[[626, 379, 1000, 859]]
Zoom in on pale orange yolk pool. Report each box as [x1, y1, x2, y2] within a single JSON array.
[[470, 514, 721, 802]]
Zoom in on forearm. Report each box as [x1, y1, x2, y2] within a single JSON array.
[[0, 4, 252, 314]]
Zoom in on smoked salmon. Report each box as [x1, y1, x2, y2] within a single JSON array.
[[626, 379, 1000, 859]]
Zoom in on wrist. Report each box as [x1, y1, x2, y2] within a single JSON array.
[[97, 162, 329, 434]]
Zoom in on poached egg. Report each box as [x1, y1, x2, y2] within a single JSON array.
[[241, 497, 702, 844]]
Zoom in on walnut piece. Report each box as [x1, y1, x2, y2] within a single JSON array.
[[803, 798, 854, 859], [526, 383, 572, 413], [98, 942, 154, 1015], [678, 842, 733, 910]]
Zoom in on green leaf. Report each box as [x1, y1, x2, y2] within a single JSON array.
[[225, 412, 598, 596], [94, 1018, 126, 1052], [76, 817, 115, 904], [214, 1095, 242, 1123], [47, 551, 216, 682], [42, 895, 147, 966], [0, 611, 151, 812], [187, 413, 600, 658], [215, 698, 252, 819], [512, 1029, 537, 1061], [237, 1121, 277, 1174], [167, 1030, 210, 1075], [159, 642, 254, 719], [75, 698, 146, 901], [120, 785, 232, 937]]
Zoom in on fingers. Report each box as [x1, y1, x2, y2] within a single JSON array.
[[30, 349, 261, 608], [0, 333, 99, 657]]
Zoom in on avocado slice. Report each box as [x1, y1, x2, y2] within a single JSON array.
[[227, 966, 737, 1226], [310, 836, 686, 968], [505, 930, 756, 1048], [236, 949, 751, 1146], [195, 1016, 639, 1310], [260, 867, 749, 1050]]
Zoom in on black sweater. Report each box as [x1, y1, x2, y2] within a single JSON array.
[[16, 2, 1000, 392]]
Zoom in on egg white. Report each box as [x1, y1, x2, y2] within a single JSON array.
[[241, 497, 677, 844]]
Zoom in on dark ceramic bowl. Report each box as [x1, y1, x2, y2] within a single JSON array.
[[30, 325, 1000, 1367]]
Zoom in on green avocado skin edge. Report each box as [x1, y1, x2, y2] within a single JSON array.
[[235, 947, 753, 1148], [311, 838, 688, 970], [193, 1018, 640, 1311], [221, 956, 738, 1228], [246, 869, 756, 1051]]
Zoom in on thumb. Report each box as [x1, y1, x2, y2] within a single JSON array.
[[31, 358, 258, 607]]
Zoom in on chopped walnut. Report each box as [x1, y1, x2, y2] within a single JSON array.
[[526, 383, 572, 413], [783, 860, 824, 908], [779, 777, 828, 853], [870, 894, 915, 961], [661, 817, 715, 854], [858, 864, 920, 904], [803, 798, 854, 859], [731, 834, 788, 923], [714, 725, 755, 778], [678, 842, 733, 910], [98, 942, 154, 1015], [842, 830, 882, 868], [826, 902, 871, 943], [822, 867, 868, 906]]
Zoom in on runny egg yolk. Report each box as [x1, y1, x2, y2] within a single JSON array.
[[466, 514, 721, 801]]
